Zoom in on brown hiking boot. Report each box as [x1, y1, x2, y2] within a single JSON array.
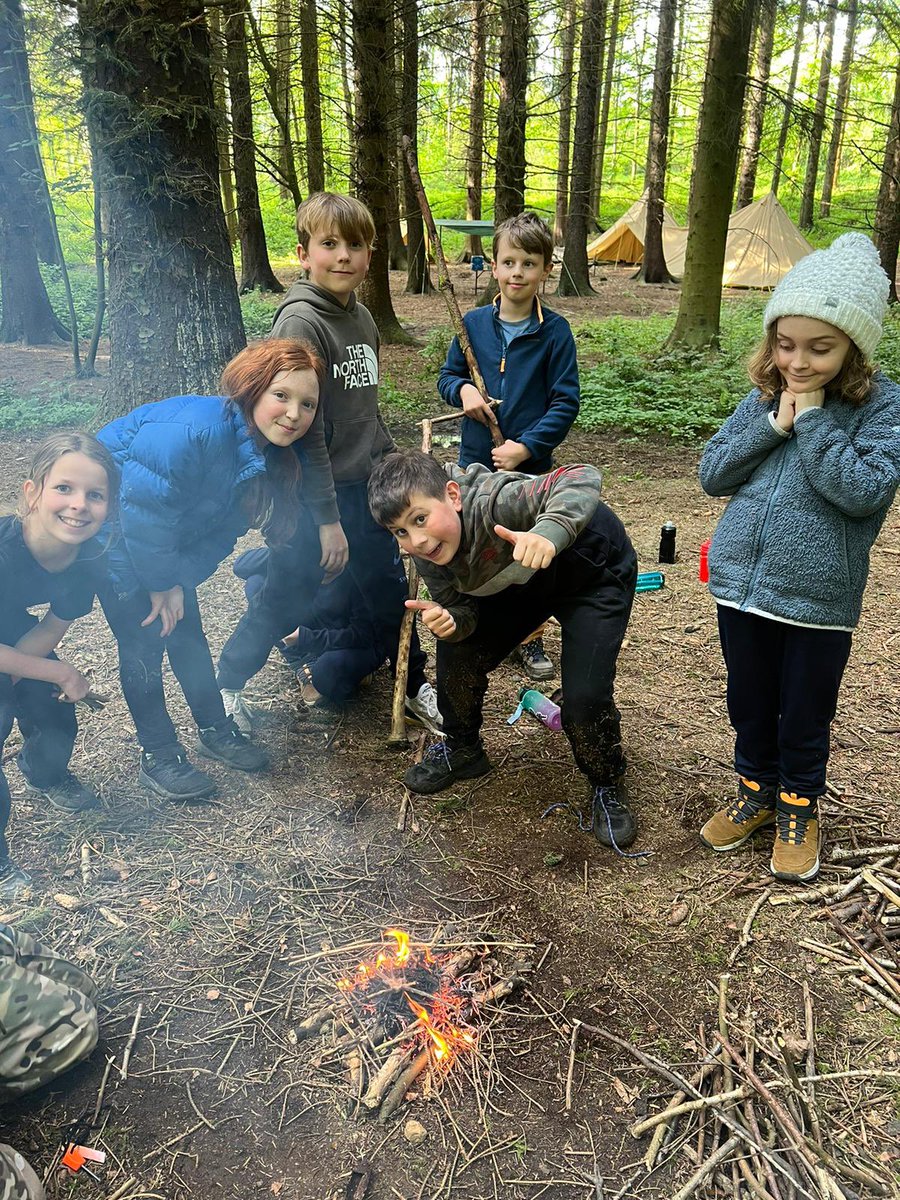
[[771, 790, 820, 882], [700, 777, 776, 852]]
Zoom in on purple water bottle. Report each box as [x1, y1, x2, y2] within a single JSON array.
[[519, 687, 562, 732]]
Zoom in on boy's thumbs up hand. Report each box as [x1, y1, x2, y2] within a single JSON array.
[[405, 599, 457, 639], [494, 525, 557, 570]]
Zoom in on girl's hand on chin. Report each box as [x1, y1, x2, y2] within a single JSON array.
[[793, 388, 825, 412]]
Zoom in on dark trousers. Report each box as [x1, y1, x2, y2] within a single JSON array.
[[101, 586, 225, 752], [438, 508, 637, 787], [0, 669, 77, 859], [717, 605, 852, 797], [217, 481, 426, 693]]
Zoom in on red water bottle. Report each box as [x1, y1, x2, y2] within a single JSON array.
[[698, 538, 711, 583]]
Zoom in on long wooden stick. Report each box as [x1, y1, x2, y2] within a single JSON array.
[[400, 134, 503, 448]]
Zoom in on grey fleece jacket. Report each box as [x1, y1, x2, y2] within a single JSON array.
[[699, 374, 900, 628], [416, 462, 602, 641], [271, 280, 395, 524]]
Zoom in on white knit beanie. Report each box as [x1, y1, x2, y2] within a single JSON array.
[[763, 232, 890, 361]]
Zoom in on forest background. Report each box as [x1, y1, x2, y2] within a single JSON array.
[[2, 0, 900, 437]]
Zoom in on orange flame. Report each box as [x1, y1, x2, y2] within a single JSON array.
[[406, 996, 451, 1060]]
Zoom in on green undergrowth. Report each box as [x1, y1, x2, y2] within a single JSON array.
[[0, 382, 97, 432]]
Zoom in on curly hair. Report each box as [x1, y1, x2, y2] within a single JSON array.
[[749, 324, 875, 407]]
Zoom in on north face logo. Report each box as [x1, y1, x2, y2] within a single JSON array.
[[333, 344, 379, 390]]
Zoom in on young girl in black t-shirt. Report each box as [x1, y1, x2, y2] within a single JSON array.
[[0, 433, 117, 898]]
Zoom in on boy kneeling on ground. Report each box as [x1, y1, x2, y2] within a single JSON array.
[[368, 451, 640, 850]]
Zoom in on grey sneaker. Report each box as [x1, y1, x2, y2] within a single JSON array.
[[221, 687, 253, 734], [22, 770, 100, 813], [516, 637, 555, 681], [0, 859, 31, 898], [405, 682, 443, 734]]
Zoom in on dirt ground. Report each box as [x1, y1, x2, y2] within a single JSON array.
[[0, 272, 898, 1200]]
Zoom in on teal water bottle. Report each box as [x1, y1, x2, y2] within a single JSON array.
[[518, 687, 563, 732]]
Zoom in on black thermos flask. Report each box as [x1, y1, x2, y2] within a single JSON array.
[[658, 521, 677, 564]]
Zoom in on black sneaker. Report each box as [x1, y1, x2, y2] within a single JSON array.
[[0, 858, 31, 898], [405, 741, 492, 795], [516, 637, 556, 681], [591, 784, 638, 850], [140, 746, 217, 800], [197, 719, 269, 772], [22, 771, 100, 813]]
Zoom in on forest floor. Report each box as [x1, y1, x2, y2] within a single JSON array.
[[0, 268, 898, 1200]]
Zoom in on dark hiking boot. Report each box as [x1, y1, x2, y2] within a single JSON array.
[[404, 741, 492, 795], [515, 637, 556, 681], [700, 777, 776, 852], [591, 783, 638, 850], [22, 770, 100, 813], [771, 790, 820, 883], [197, 718, 269, 772], [140, 746, 217, 801], [0, 858, 31, 898]]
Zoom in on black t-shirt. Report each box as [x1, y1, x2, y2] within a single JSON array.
[[0, 516, 107, 645]]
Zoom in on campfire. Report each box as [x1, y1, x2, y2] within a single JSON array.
[[297, 929, 530, 1122]]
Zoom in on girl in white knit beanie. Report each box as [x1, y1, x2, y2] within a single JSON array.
[[697, 233, 900, 884]]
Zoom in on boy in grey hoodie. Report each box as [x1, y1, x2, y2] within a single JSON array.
[[217, 194, 438, 731]]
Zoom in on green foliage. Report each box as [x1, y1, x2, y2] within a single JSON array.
[[418, 325, 453, 373], [40, 265, 101, 335], [0, 382, 97, 432], [239, 291, 280, 339], [379, 373, 422, 415]]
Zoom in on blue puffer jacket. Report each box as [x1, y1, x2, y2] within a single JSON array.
[[437, 297, 579, 473], [98, 395, 268, 595], [699, 374, 900, 628]]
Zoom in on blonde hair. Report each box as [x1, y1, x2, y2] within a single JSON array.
[[295, 192, 376, 249], [19, 432, 118, 520], [749, 323, 875, 408]]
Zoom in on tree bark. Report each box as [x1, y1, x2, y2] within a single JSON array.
[[274, 0, 293, 199], [819, 0, 858, 218], [587, 0, 608, 231], [495, 0, 529, 223], [351, 0, 413, 342], [667, 0, 756, 349], [299, 0, 325, 194], [225, 1, 284, 292], [558, 0, 604, 296], [735, 0, 775, 209], [798, 0, 836, 229], [461, 0, 486, 260], [638, 0, 676, 284], [243, 5, 302, 207], [78, 0, 246, 414], [207, 4, 238, 246], [875, 51, 900, 302], [771, 0, 807, 196], [553, 0, 576, 246], [338, 0, 355, 171], [592, 0, 620, 224], [400, 0, 432, 293]]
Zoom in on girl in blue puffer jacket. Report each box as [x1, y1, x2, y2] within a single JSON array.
[[698, 234, 900, 884], [98, 339, 321, 801]]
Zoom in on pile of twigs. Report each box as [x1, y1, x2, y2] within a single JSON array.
[[582, 969, 896, 1200], [295, 938, 531, 1123]]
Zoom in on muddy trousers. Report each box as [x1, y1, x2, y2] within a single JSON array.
[[437, 517, 637, 787], [717, 606, 852, 797], [0, 670, 77, 861], [101, 587, 225, 752]]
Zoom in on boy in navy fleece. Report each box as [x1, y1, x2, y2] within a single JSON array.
[[438, 212, 579, 679]]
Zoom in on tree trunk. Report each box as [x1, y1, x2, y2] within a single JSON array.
[[0, 0, 56, 263], [299, 0, 325, 194], [771, 0, 807, 196], [274, 0, 293, 200], [553, 0, 576, 246], [874, 52, 900, 303], [78, 0, 246, 414], [338, 0, 355, 171], [243, 5, 302, 207], [819, 0, 858, 218], [400, 0, 432, 293], [638, 0, 676, 284], [667, 0, 755, 349], [592, 0, 620, 224], [461, 0, 486, 260], [798, 0, 836, 230], [351, 0, 413, 342], [386, 1, 406, 271], [587, 0, 608, 231], [558, 0, 604, 296], [207, 4, 238, 245], [225, 1, 283, 293], [735, 0, 775, 209], [495, 0, 529, 223]]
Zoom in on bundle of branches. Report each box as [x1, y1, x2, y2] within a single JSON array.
[[294, 930, 532, 1123], [582, 971, 895, 1200]]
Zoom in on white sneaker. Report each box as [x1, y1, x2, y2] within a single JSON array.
[[404, 682, 443, 733], [221, 688, 253, 734]]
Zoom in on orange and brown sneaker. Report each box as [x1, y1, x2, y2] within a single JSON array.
[[700, 777, 776, 852], [771, 790, 820, 882]]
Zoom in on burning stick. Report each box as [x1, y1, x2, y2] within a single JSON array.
[[361, 1045, 415, 1110], [378, 1047, 431, 1124]]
